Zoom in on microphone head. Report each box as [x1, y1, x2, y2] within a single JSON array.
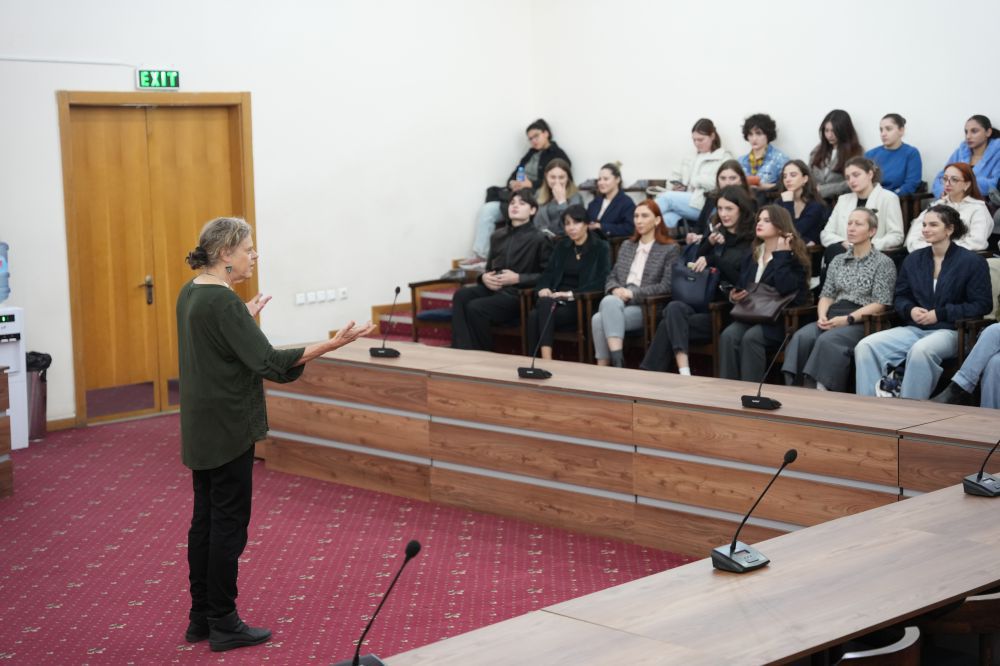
[[394, 285, 401, 295], [405, 540, 421, 559], [783, 449, 798, 465]]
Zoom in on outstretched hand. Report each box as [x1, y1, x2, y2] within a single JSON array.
[[246, 293, 272, 317], [330, 320, 376, 349]]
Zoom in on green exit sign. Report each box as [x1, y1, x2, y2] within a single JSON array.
[[136, 68, 180, 90]]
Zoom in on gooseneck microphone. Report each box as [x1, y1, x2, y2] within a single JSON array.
[[332, 540, 422, 666], [964, 438, 1000, 497], [370, 286, 402, 358], [741, 332, 792, 410], [517, 299, 562, 379], [711, 449, 797, 573]]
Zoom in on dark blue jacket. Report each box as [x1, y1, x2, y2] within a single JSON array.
[[779, 200, 828, 246], [587, 191, 635, 238], [736, 249, 810, 341], [894, 243, 992, 329]]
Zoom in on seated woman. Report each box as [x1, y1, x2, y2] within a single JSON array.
[[737, 113, 789, 193], [526, 205, 611, 359], [592, 200, 680, 367], [464, 119, 569, 268], [864, 113, 922, 196], [686, 159, 751, 247], [586, 162, 636, 238], [533, 159, 584, 237], [809, 109, 863, 199], [855, 205, 993, 399], [931, 115, 1000, 199], [777, 159, 828, 246], [932, 322, 1000, 409], [905, 162, 992, 253], [819, 157, 904, 264], [655, 118, 734, 234], [719, 205, 811, 381], [782, 208, 896, 392], [640, 186, 756, 375]]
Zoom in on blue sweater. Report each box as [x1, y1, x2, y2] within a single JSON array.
[[894, 243, 992, 329], [865, 144, 922, 195], [931, 139, 1000, 198]]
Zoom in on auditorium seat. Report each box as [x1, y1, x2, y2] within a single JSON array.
[[833, 625, 921, 665], [919, 589, 1000, 666]]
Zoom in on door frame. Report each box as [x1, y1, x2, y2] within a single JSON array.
[[57, 91, 257, 425]]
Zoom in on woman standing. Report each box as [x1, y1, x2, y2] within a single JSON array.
[[178, 217, 373, 652], [640, 186, 756, 375], [864, 113, 922, 195], [931, 115, 1000, 198], [655, 118, 734, 233], [719, 205, 811, 381], [782, 208, 895, 391], [592, 200, 680, 367], [809, 109, 863, 199], [820, 157, 904, 263], [905, 162, 992, 252], [526, 205, 611, 359], [586, 162, 636, 238], [533, 158, 584, 237], [777, 159, 828, 246], [855, 205, 993, 399]]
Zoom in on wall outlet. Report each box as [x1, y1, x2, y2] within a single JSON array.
[[306, 291, 317, 303], [339, 287, 348, 300], [316, 289, 326, 302], [295, 292, 306, 305], [326, 289, 337, 301]]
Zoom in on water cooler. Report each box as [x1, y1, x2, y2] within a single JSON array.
[[0, 307, 27, 450]]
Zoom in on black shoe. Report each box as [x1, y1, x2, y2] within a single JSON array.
[[208, 611, 271, 652], [930, 382, 973, 405], [184, 619, 210, 643]]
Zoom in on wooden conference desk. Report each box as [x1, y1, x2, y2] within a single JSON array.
[[263, 341, 1000, 558], [389, 484, 1000, 665]]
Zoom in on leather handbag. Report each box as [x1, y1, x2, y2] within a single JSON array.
[[730, 282, 796, 324], [671, 262, 720, 313]]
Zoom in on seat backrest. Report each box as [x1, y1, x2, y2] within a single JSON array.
[[837, 626, 921, 665]]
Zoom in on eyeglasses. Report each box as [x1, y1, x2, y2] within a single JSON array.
[[941, 176, 965, 185]]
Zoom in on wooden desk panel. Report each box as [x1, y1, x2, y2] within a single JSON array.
[[0, 374, 7, 411], [270, 360, 427, 413], [430, 422, 633, 494], [631, 502, 783, 555], [0, 414, 8, 456], [899, 439, 993, 493], [899, 411, 1000, 446]]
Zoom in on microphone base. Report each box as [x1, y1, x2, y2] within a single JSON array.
[[331, 655, 386, 666], [518, 366, 552, 379], [741, 394, 781, 410], [369, 347, 401, 358], [711, 541, 769, 573], [963, 473, 1000, 497]]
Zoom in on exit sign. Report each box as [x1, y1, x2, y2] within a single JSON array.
[[136, 68, 180, 90]]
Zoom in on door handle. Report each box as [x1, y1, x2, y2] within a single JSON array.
[[139, 275, 153, 305]]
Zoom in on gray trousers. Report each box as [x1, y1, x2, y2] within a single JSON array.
[[591, 294, 643, 361], [719, 321, 770, 381], [781, 323, 865, 392]]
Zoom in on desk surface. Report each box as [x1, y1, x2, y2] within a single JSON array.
[[389, 485, 1000, 665]]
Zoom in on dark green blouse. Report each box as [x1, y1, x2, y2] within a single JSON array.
[[176, 282, 305, 470]]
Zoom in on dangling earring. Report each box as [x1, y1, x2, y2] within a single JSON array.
[[225, 265, 233, 274]]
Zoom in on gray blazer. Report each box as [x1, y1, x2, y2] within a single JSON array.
[[605, 240, 680, 303]]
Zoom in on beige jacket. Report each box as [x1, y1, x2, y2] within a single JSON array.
[[669, 147, 733, 210]]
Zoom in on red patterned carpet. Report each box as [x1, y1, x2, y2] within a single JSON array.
[[0, 415, 690, 664]]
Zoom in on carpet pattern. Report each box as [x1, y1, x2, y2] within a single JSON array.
[[0, 415, 690, 664]]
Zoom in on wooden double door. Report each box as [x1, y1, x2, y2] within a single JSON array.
[[59, 92, 257, 423]]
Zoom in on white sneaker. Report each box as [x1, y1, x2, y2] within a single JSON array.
[[458, 259, 487, 271]]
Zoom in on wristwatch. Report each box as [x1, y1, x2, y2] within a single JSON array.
[[846, 314, 856, 325]]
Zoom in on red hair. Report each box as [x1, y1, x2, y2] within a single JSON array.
[[944, 162, 983, 200], [631, 200, 676, 244]]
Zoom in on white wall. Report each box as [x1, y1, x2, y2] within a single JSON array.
[[1, 0, 997, 421]]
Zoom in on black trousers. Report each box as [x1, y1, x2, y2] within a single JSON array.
[[640, 301, 712, 371], [188, 444, 254, 620], [450, 284, 521, 351], [526, 297, 577, 351]]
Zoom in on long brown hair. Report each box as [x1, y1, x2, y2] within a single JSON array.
[[536, 158, 579, 205], [777, 159, 822, 205], [753, 205, 811, 280], [630, 200, 675, 244], [809, 109, 862, 173]]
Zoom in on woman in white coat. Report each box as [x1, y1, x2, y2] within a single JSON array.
[[819, 156, 903, 264], [654, 118, 733, 234], [905, 162, 992, 253]]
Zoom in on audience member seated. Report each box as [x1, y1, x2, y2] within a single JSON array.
[[640, 186, 756, 375], [526, 205, 611, 359], [864, 113, 923, 196], [533, 159, 584, 237], [685, 160, 750, 247], [463, 119, 569, 270], [820, 157, 904, 265], [782, 208, 895, 391], [655, 118, 734, 233], [591, 201, 680, 367], [777, 159, 828, 246], [931, 115, 1000, 199], [586, 161, 635, 238], [452, 191, 552, 351], [737, 113, 789, 193], [905, 162, 992, 253], [932, 322, 1000, 408], [719, 205, 811, 381], [855, 205, 992, 399], [809, 109, 863, 199]]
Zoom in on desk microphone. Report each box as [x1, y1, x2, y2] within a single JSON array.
[[332, 540, 421, 666], [370, 286, 402, 358], [963, 438, 1000, 497], [518, 299, 562, 379], [741, 332, 792, 410], [711, 449, 797, 573]]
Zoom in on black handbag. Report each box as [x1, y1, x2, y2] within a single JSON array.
[[730, 282, 796, 324], [671, 262, 720, 313]]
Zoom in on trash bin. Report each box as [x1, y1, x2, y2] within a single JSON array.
[[26, 351, 51, 441]]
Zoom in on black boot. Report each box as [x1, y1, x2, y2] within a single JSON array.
[[208, 610, 271, 652], [184, 612, 210, 643], [930, 381, 973, 405]]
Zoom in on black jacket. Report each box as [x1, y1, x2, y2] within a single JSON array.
[[507, 141, 570, 189], [484, 222, 552, 292], [535, 235, 611, 295], [698, 229, 753, 290]]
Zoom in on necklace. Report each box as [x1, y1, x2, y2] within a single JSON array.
[[573, 244, 585, 261], [199, 271, 232, 289]]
